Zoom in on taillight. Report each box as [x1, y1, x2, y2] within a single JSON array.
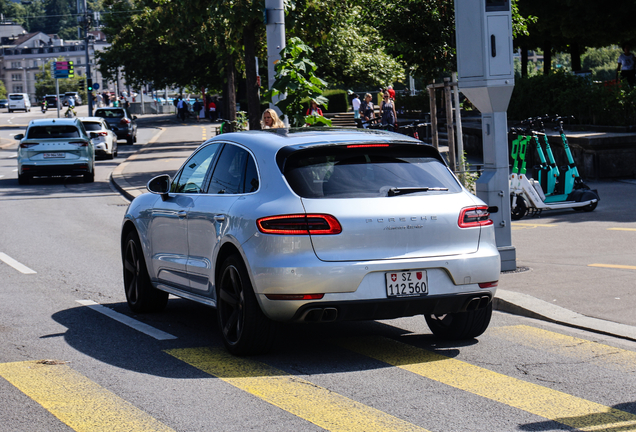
[[95, 132, 108, 136], [120, 118, 131, 124], [265, 294, 325, 300], [69, 140, 89, 147], [257, 214, 342, 235], [458, 206, 493, 228], [478, 281, 498, 288], [19, 143, 38, 148]]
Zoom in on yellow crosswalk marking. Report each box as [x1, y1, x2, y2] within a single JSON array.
[[338, 337, 636, 432], [608, 228, 636, 231], [589, 264, 636, 270], [490, 325, 636, 373], [511, 222, 556, 228], [0, 360, 175, 432], [166, 347, 429, 432]]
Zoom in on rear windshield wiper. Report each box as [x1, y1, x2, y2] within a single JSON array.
[[388, 187, 448, 196]]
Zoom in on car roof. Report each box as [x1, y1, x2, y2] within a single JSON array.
[[27, 118, 82, 127], [210, 128, 421, 153], [77, 117, 105, 122]]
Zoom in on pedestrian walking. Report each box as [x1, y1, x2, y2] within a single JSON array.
[[380, 90, 397, 131], [193, 99, 203, 123], [177, 97, 187, 122], [208, 98, 217, 121], [352, 93, 361, 122], [360, 93, 375, 128], [617, 44, 636, 87]]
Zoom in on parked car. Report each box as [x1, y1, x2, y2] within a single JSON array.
[[63, 92, 82, 106], [120, 129, 500, 355], [94, 107, 137, 145], [79, 116, 118, 159], [15, 118, 95, 184], [8, 93, 31, 112], [0, 99, 8, 109], [44, 95, 61, 109]]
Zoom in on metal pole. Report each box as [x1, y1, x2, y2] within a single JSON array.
[[55, 78, 60, 118], [444, 77, 456, 172], [452, 72, 465, 173], [265, 0, 286, 121], [82, 0, 93, 116], [428, 85, 438, 150]]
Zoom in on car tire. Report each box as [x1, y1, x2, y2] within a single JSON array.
[[126, 136, 133, 145], [123, 231, 169, 313], [17, 173, 30, 185], [84, 169, 95, 183], [217, 254, 276, 356], [7, 109, 11, 113], [133, 133, 137, 143], [425, 302, 493, 340]]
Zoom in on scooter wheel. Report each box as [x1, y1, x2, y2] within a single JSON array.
[[511, 195, 528, 220], [573, 201, 597, 212]]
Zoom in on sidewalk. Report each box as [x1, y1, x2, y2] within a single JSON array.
[[110, 116, 636, 343]]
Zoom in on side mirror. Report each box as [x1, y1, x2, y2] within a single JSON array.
[[14, 134, 24, 141], [147, 174, 171, 199], [132, 116, 137, 120]]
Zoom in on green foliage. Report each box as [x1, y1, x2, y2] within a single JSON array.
[[263, 37, 329, 127], [0, 79, 6, 99], [508, 70, 636, 126], [582, 46, 622, 82], [305, 114, 332, 127], [322, 90, 348, 113]]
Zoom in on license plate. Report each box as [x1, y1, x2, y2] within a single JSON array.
[[43, 153, 65, 158], [385, 271, 428, 298]]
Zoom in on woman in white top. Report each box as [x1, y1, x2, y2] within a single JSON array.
[[617, 44, 636, 86]]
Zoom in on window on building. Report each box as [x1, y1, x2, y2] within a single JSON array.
[[11, 74, 22, 81], [10, 62, 22, 68], [33, 60, 38, 67], [13, 85, 23, 93]]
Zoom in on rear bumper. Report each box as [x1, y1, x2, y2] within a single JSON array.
[[289, 292, 493, 323], [20, 162, 91, 177]]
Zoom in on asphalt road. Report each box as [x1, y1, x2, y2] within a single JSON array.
[[0, 112, 635, 432]]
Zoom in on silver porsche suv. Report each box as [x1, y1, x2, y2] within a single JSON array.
[[121, 129, 500, 355]]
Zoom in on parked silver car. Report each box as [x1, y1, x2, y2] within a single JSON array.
[[120, 129, 500, 355], [15, 118, 95, 184]]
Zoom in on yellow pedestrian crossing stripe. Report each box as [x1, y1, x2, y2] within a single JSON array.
[[166, 347, 430, 432], [336, 336, 636, 432], [490, 325, 636, 373], [511, 222, 556, 230], [589, 263, 636, 270], [607, 228, 636, 231], [2, 327, 636, 432], [0, 360, 175, 432]]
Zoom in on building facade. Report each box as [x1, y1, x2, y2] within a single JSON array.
[[0, 23, 124, 103]]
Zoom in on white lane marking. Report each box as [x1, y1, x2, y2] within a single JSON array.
[[7, 155, 17, 158], [0, 175, 4, 178], [12, 169, 17, 172], [75, 300, 177, 340], [0, 252, 37, 274]]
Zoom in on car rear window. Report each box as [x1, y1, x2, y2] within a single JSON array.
[[281, 144, 462, 198], [27, 126, 81, 139], [82, 122, 102, 131], [9, 95, 24, 100], [95, 109, 124, 118]]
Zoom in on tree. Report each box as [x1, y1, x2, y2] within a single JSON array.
[[0, 79, 7, 100], [264, 37, 329, 127]]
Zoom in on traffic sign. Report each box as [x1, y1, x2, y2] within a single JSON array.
[[53, 61, 74, 79], [93, 83, 100, 90]]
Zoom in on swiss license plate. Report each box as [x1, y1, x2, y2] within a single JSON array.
[[385, 271, 428, 298], [43, 153, 65, 158]]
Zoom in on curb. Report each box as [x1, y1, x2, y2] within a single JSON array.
[[109, 127, 165, 201], [494, 289, 636, 342]]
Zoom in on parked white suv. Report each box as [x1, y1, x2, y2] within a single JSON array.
[[8, 93, 31, 113]]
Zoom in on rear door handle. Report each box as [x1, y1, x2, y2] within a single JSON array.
[[177, 210, 187, 219], [214, 214, 226, 222]]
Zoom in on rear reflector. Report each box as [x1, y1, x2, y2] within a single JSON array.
[[69, 141, 89, 147], [478, 281, 498, 288], [257, 214, 342, 235], [458, 206, 493, 228], [346, 144, 390, 148], [19, 143, 38, 148], [265, 294, 325, 300]]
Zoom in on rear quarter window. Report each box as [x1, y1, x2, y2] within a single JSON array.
[[82, 122, 102, 131], [282, 144, 462, 198]]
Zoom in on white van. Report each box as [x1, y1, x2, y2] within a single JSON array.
[[8, 93, 31, 113]]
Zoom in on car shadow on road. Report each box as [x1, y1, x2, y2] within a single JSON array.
[[50, 297, 479, 379]]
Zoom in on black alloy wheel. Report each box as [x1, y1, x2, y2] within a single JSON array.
[[123, 231, 168, 313], [217, 254, 276, 355]]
